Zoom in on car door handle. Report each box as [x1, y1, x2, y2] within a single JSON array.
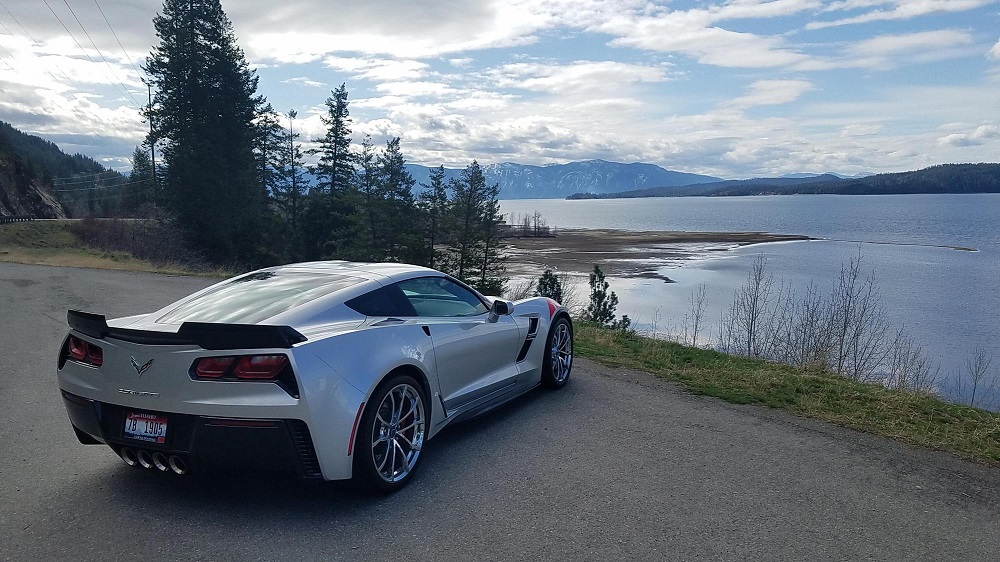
[[422, 325, 430, 336]]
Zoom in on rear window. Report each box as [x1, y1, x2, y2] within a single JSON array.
[[156, 271, 364, 324]]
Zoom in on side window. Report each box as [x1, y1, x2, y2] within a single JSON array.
[[345, 285, 417, 317], [397, 277, 489, 317]]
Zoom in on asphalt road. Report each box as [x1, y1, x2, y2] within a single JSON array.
[[2, 262, 1000, 561]]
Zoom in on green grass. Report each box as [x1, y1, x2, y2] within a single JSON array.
[[0, 219, 77, 248], [0, 220, 229, 276], [576, 322, 1000, 464]]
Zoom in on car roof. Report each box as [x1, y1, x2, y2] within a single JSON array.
[[271, 260, 440, 282]]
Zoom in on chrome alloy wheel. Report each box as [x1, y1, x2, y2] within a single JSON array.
[[549, 321, 573, 383], [371, 383, 426, 483]]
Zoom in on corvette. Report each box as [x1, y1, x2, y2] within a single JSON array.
[[56, 261, 573, 491]]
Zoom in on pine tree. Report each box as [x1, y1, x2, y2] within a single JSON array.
[[376, 137, 417, 262], [143, 0, 266, 264], [123, 146, 153, 216], [301, 83, 358, 260], [443, 161, 506, 294], [536, 269, 563, 303], [254, 103, 285, 203], [417, 165, 448, 268], [354, 135, 380, 259], [586, 264, 619, 326], [272, 110, 308, 259], [310, 84, 354, 194]]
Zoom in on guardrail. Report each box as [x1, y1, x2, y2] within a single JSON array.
[[0, 216, 34, 225]]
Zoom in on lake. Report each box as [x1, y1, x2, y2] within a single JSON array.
[[500, 194, 1000, 406]]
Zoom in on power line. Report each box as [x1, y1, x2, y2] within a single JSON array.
[[60, 0, 142, 109], [0, 0, 140, 154], [40, 0, 141, 110], [0, 0, 75, 86], [51, 171, 127, 186], [54, 177, 151, 192], [93, 0, 142, 79], [0, 19, 19, 69]]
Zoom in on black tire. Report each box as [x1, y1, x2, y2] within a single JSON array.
[[352, 373, 428, 493], [541, 316, 573, 389]]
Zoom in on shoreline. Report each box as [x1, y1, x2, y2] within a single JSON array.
[[503, 228, 814, 281]]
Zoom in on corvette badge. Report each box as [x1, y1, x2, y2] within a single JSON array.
[[131, 357, 154, 377]]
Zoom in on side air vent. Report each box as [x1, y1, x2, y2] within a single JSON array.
[[515, 317, 539, 363], [287, 420, 322, 479]]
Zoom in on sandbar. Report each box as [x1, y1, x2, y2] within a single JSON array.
[[503, 229, 813, 281]]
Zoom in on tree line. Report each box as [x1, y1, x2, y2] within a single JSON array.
[[120, 0, 505, 293]]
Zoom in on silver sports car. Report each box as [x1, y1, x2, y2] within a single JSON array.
[[56, 261, 573, 491]]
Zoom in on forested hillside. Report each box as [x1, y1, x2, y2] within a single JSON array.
[[568, 164, 1000, 199], [0, 127, 66, 218], [0, 121, 129, 217]]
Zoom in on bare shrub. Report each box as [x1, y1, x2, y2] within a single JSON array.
[[557, 273, 583, 316], [68, 217, 212, 271], [883, 329, 939, 394], [953, 347, 997, 408], [828, 251, 890, 382], [504, 277, 536, 300], [717, 249, 944, 397], [685, 283, 708, 347], [719, 254, 784, 358]]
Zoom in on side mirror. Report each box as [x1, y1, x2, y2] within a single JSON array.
[[488, 300, 512, 322]]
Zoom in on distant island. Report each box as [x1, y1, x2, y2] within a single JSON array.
[[567, 163, 1000, 199]]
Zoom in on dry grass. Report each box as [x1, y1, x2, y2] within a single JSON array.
[[576, 322, 1000, 464], [0, 220, 230, 277]]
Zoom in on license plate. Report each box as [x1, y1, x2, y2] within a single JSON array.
[[124, 411, 168, 443]]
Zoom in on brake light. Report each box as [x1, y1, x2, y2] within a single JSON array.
[[234, 355, 288, 379], [87, 344, 104, 367], [69, 336, 87, 361], [190, 354, 297, 398], [194, 357, 235, 378], [67, 336, 103, 367]]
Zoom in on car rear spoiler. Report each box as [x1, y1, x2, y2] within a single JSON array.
[[67, 310, 307, 350]]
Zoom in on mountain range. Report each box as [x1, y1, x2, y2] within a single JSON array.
[[406, 160, 720, 199], [566, 164, 1000, 199]]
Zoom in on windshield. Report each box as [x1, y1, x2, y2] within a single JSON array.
[[156, 271, 364, 324]]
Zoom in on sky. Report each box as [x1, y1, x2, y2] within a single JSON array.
[[0, 0, 998, 179]]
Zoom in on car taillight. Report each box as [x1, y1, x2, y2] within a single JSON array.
[[87, 344, 104, 366], [69, 336, 87, 361], [67, 336, 103, 367], [191, 354, 298, 398], [234, 355, 288, 379], [194, 356, 235, 378]]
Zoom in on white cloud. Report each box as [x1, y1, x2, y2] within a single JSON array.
[[937, 123, 1000, 146], [836, 29, 977, 68], [841, 123, 883, 136], [489, 60, 671, 95], [600, 10, 810, 69], [848, 30, 974, 57], [808, 0, 994, 29], [726, 80, 815, 109], [989, 39, 1000, 59], [322, 57, 429, 82], [281, 77, 326, 87], [235, 0, 550, 61]]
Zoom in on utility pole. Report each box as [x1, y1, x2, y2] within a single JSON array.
[[143, 78, 158, 208]]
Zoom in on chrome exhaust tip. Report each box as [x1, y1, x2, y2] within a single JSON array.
[[136, 449, 154, 469], [119, 447, 138, 467], [168, 455, 188, 475], [152, 452, 170, 472]]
